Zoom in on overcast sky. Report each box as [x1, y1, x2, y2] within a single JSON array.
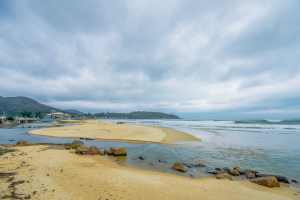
[[0, 1, 299, 119]]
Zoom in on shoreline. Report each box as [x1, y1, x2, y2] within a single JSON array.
[[30, 120, 200, 144], [1, 145, 299, 200]]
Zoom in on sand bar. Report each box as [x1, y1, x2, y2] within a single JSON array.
[[0, 145, 299, 200], [30, 120, 199, 144]]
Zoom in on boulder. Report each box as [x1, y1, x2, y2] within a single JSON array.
[[216, 173, 233, 180], [172, 162, 187, 173], [104, 149, 113, 155], [274, 175, 289, 184], [228, 168, 240, 176], [256, 173, 289, 184], [75, 145, 89, 155], [251, 176, 280, 188], [86, 146, 100, 155], [138, 156, 145, 160], [110, 147, 127, 156], [291, 179, 298, 184]]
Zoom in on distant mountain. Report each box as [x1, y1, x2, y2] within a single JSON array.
[[0, 96, 58, 117], [63, 109, 85, 115], [94, 111, 180, 119]]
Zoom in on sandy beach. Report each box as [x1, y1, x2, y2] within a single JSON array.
[[0, 145, 299, 200], [30, 120, 199, 144]]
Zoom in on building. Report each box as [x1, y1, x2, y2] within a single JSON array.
[[42, 112, 71, 122]]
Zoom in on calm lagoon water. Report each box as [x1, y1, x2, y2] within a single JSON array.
[[0, 120, 299, 182]]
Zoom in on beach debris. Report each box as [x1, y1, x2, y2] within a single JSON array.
[[15, 140, 30, 146], [172, 162, 187, 173], [216, 173, 233, 180], [251, 176, 280, 188]]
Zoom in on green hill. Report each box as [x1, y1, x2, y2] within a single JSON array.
[[0, 96, 58, 117]]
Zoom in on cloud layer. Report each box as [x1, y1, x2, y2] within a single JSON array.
[[0, 0, 300, 118]]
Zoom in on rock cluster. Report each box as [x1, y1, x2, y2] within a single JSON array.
[[105, 147, 127, 156], [250, 176, 280, 188], [15, 140, 30, 146], [66, 140, 127, 157], [208, 166, 293, 188]]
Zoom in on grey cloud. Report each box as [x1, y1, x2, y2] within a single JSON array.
[[0, 0, 300, 117]]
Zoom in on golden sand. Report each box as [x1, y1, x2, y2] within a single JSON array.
[[30, 120, 199, 144], [0, 145, 299, 200]]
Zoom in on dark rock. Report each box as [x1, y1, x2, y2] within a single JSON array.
[[75, 146, 101, 155], [79, 137, 95, 141], [228, 168, 240, 176], [251, 176, 280, 188], [86, 146, 101, 155], [274, 175, 289, 184], [138, 156, 145, 160], [291, 179, 298, 184], [207, 170, 219, 175], [158, 159, 167, 163], [109, 147, 127, 156], [75, 145, 89, 155], [256, 173, 289, 184], [172, 162, 187, 173]]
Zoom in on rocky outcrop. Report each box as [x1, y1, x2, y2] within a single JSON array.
[[15, 140, 30, 146], [107, 147, 127, 156], [256, 173, 289, 184], [251, 176, 280, 188], [228, 167, 241, 176], [172, 162, 187, 173]]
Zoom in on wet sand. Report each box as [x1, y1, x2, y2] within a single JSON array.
[[0, 145, 299, 200], [30, 120, 199, 144]]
